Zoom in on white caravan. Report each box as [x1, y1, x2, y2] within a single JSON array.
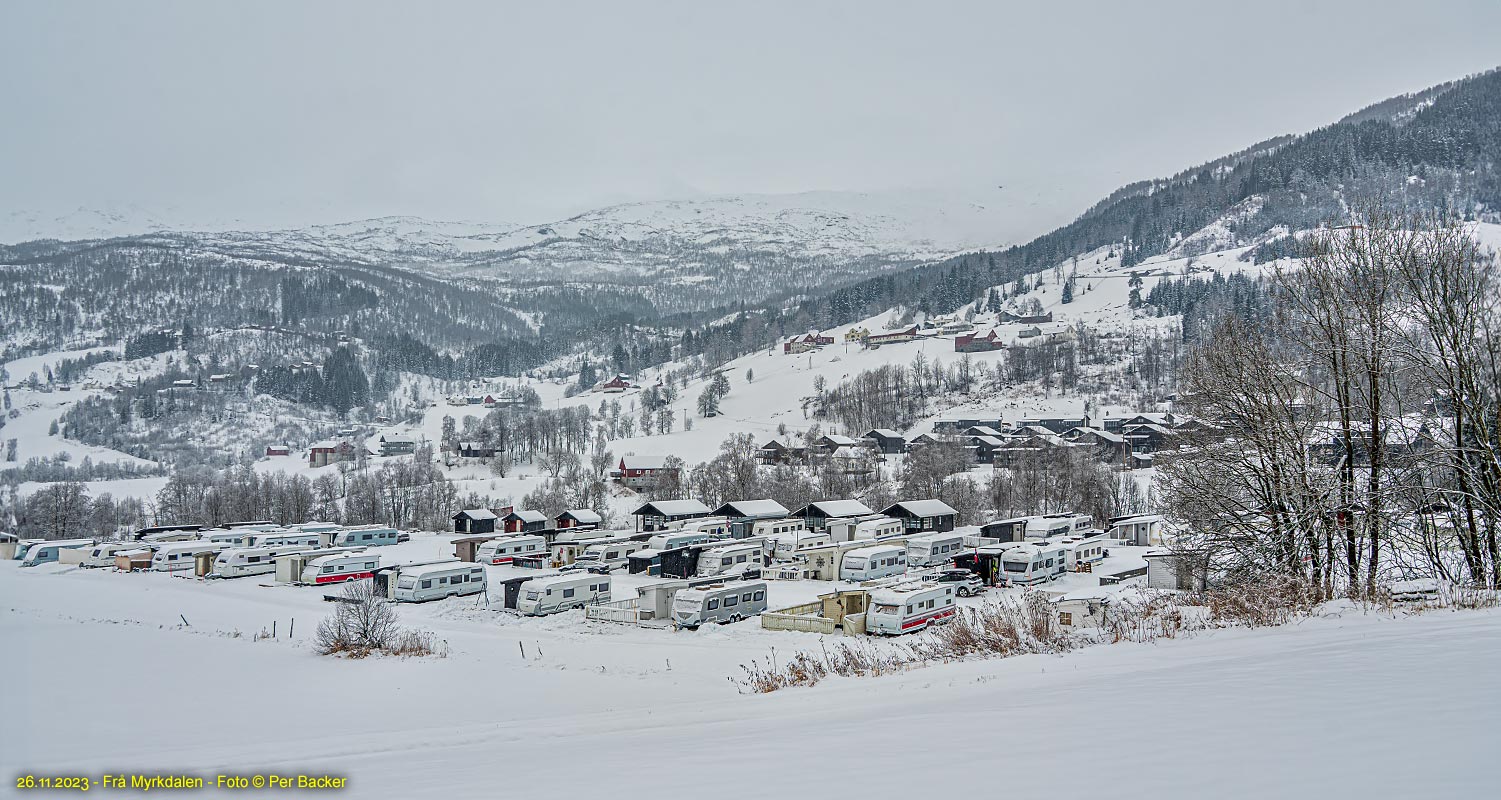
[[906, 532, 967, 568], [20, 539, 94, 567], [392, 561, 486, 602], [1052, 534, 1109, 569], [998, 542, 1067, 586], [839, 544, 908, 582], [515, 574, 611, 615], [12, 539, 44, 560], [575, 539, 648, 571], [827, 515, 904, 543], [694, 542, 765, 578], [151, 541, 230, 572], [140, 530, 201, 544], [867, 582, 957, 635], [1029, 514, 1094, 539], [205, 529, 251, 545], [668, 517, 731, 538], [671, 581, 768, 628], [763, 529, 833, 561], [331, 526, 399, 547], [81, 541, 150, 568], [213, 545, 313, 578], [301, 552, 382, 585], [647, 531, 713, 551], [245, 530, 323, 549], [476, 535, 548, 565]]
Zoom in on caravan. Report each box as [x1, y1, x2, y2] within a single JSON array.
[[827, 515, 904, 542], [213, 545, 314, 578], [205, 529, 252, 545], [301, 552, 382, 585], [694, 542, 765, 578], [906, 532, 966, 568], [245, 530, 323, 549], [998, 542, 1067, 586], [867, 582, 957, 635], [1030, 514, 1094, 539], [574, 539, 648, 571], [839, 544, 907, 582], [20, 539, 93, 567], [671, 581, 768, 628], [82, 541, 150, 568], [151, 541, 229, 572], [392, 562, 486, 602], [476, 535, 547, 565], [763, 529, 832, 561], [331, 526, 399, 547], [646, 531, 713, 551], [1053, 534, 1109, 569], [515, 574, 611, 615]]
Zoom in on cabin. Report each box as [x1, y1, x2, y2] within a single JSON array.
[[881, 499, 958, 534], [1102, 412, 1177, 433], [599, 374, 634, 393], [711, 499, 791, 521], [1122, 423, 1177, 454], [864, 326, 920, 348], [793, 499, 876, 532], [954, 328, 1004, 353], [998, 310, 1053, 324], [556, 509, 603, 529], [1145, 549, 1209, 591], [632, 499, 713, 532], [813, 434, 860, 455], [502, 509, 549, 534], [1064, 427, 1132, 466], [457, 441, 498, 459], [861, 429, 906, 454], [967, 435, 1006, 464], [756, 438, 807, 465], [1014, 415, 1091, 434], [452, 508, 502, 535], [617, 455, 679, 490], [264, 445, 291, 457], [783, 332, 835, 354], [1108, 514, 1165, 547], [378, 434, 417, 457], [932, 418, 1007, 435], [308, 440, 354, 468]]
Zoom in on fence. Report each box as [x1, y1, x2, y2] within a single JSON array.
[[585, 598, 642, 625]]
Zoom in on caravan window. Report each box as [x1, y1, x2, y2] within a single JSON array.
[[421, 580, 432, 589], [526, 591, 540, 601], [742, 593, 753, 602], [874, 603, 899, 614], [707, 598, 720, 610], [563, 588, 575, 598], [753, 590, 765, 601], [398, 579, 415, 589], [724, 595, 738, 607]]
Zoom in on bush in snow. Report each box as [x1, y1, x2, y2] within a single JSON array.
[[315, 581, 445, 658]]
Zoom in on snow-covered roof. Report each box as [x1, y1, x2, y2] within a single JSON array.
[[800, 499, 875, 518], [966, 425, 1005, 437], [310, 440, 346, 450], [970, 435, 1006, 447], [713, 499, 790, 519], [395, 560, 473, 577], [821, 434, 860, 446], [866, 429, 902, 439], [870, 582, 947, 604], [633, 499, 712, 517], [558, 509, 602, 524], [884, 499, 958, 518], [455, 509, 497, 521], [621, 455, 671, 470], [506, 510, 547, 523]]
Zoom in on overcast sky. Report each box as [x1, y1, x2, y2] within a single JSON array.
[[2, 0, 1499, 234]]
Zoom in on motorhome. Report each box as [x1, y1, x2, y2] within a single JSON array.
[[301, 552, 383, 585], [392, 561, 486, 602], [997, 542, 1068, 586], [763, 529, 833, 561], [839, 544, 908, 582], [213, 545, 314, 578], [20, 539, 93, 567], [646, 531, 713, 551], [694, 542, 765, 578], [827, 514, 903, 543], [331, 526, 399, 547], [475, 535, 548, 565], [151, 541, 230, 572], [671, 581, 768, 628], [245, 530, 323, 549], [82, 540, 151, 568], [906, 532, 967, 568], [867, 582, 957, 635], [515, 574, 611, 615], [575, 539, 649, 571]]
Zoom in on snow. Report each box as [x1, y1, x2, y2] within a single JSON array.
[[886, 499, 957, 517], [802, 499, 875, 517], [3, 554, 1495, 798]]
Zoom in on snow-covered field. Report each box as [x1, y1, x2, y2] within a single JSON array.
[[3, 547, 1495, 798]]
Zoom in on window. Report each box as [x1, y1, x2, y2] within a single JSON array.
[[421, 580, 432, 589], [708, 598, 720, 610], [1059, 612, 1073, 626], [724, 595, 738, 607], [736, 554, 747, 563], [438, 576, 448, 584], [562, 588, 575, 598], [742, 593, 753, 602], [905, 605, 914, 614], [362, 534, 372, 541], [753, 590, 765, 601]]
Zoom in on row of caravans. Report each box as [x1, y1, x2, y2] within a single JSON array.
[[16, 538, 93, 567]]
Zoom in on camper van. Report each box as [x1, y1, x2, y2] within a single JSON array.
[[213, 545, 313, 578], [671, 581, 768, 628], [827, 514, 904, 542], [245, 530, 323, 549], [392, 562, 486, 602], [82, 540, 150, 568], [694, 542, 765, 578], [151, 541, 229, 572], [998, 542, 1067, 586], [646, 531, 713, 551], [515, 574, 610, 615], [20, 538, 93, 567], [906, 532, 967, 568], [763, 529, 833, 561], [839, 543, 908, 582], [867, 582, 957, 635], [301, 552, 383, 585], [574, 539, 648, 571], [476, 535, 547, 565], [331, 526, 399, 547]]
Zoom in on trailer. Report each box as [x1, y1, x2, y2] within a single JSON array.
[[995, 542, 1067, 586], [1029, 514, 1094, 539], [515, 574, 611, 615], [11, 539, 44, 561], [205, 529, 252, 545], [826, 514, 903, 543], [763, 529, 833, 561], [20, 538, 94, 567], [574, 539, 648, 571], [150, 541, 229, 572], [82, 540, 148, 568], [646, 530, 715, 551], [1052, 533, 1110, 569], [300, 552, 383, 585], [331, 526, 400, 547], [391, 561, 486, 602], [245, 530, 323, 549], [728, 516, 805, 541], [212, 544, 314, 578], [867, 582, 956, 635], [670, 581, 768, 628], [275, 547, 368, 584], [839, 543, 907, 582], [550, 527, 612, 564], [905, 532, 966, 568], [694, 542, 765, 578], [131, 524, 202, 541], [475, 534, 548, 565], [140, 529, 202, 544]]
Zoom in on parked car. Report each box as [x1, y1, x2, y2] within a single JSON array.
[[397, 532, 412, 543], [932, 569, 985, 597]]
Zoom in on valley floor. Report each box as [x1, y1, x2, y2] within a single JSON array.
[[3, 555, 1496, 799]]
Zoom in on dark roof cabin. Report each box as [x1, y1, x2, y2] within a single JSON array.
[[882, 499, 959, 533]]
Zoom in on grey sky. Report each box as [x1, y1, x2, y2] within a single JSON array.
[[2, 0, 1498, 234]]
